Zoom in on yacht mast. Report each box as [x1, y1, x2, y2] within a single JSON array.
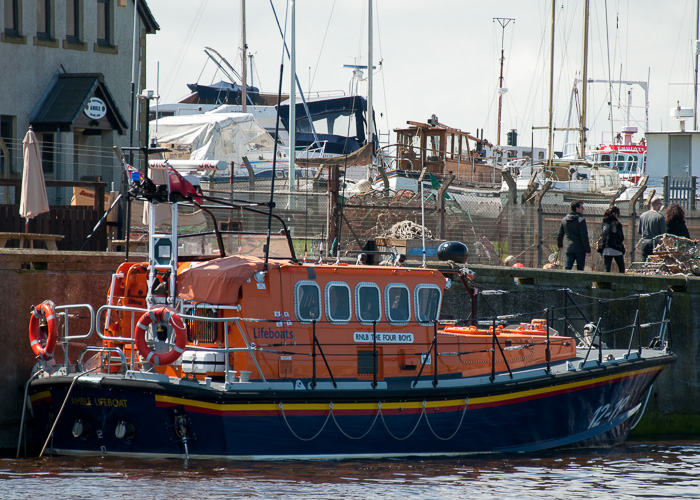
[[579, 0, 590, 158], [289, 0, 296, 187], [547, 1, 555, 166], [367, 0, 374, 150], [694, 0, 699, 131], [494, 17, 514, 147]]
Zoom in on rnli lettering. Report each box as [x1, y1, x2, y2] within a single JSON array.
[[353, 332, 414, 344], [71, 396, 127, 408], [252, 326, 295, 340]]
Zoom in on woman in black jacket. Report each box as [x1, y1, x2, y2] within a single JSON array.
[[601, 206, 625, 273], [665, 203, 691, 239]]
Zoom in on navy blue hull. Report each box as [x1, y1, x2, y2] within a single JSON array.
[[29, 360, 669, 459]]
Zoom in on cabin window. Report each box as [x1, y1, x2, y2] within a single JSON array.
[[385, 284, 410, 324], [415, 285, 441, 325], [295, 281, 321, 323], [356, 283, 381, 324], [296, 111, 356, 138], [326, 282, 351, 324]]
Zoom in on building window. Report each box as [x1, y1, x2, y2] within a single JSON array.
[[39, 133, 55, 175], [97, 0, 112, 46], [37, 0, 53, 40], [66, 0, 82, 43], [0, 115, 16, 177], [4, 0, 21, 37]]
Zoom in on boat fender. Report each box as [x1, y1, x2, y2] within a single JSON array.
[[135, 307, 187, 366], [28, 301, 58, 360]]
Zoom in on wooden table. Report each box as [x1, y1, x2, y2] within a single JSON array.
[[108, 239, 148, 252], [0, 232, 64, 250]]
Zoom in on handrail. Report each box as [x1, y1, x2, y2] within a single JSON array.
[[57, 304, 95, 341], [57, 296, 661, 383]]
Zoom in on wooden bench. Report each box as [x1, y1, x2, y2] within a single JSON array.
[[0, 232, 64, 250]]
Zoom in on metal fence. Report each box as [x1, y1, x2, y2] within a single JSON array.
[[4, 132, 699, 263], [0, 136, 123, 206]]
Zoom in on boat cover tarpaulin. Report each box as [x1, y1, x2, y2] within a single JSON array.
[[177, 255, 282, 305], [150, 112, 275, 165]]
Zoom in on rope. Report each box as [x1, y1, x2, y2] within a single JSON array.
[[379, 220, 432, 240], [630, 384, 654, 430], [39, 366, 101, 457], [378, 401, 426, 441], [423, 399, 469, 441], [16, 367, 46, 458], [278, 402, 332, 441], [279, 399, 469, 443], [330, 403, 380, 440]]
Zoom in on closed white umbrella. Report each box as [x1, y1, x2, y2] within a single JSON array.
[[19, 126, 49, 230]]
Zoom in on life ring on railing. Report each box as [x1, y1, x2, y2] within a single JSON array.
[[134, 307, 187, 366], [29, 301, 58, 360]]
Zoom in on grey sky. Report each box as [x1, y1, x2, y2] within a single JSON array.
[[146, 0, 698, 152]]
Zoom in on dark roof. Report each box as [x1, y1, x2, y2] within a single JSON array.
[[30, 73, 128, 134], [137, 0, 159, 34]]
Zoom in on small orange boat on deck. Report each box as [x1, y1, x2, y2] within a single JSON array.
[[24, 164, 674, 459]]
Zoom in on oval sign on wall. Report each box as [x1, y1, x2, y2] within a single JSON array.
[[84, 97, 107, 120]]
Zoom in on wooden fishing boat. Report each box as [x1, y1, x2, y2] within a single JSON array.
[[24, 166, 674, 459]]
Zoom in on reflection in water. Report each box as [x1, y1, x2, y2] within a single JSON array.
[[1, 441, 699, 499]]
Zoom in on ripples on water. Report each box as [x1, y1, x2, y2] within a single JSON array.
[[1, 441, 699, 499]]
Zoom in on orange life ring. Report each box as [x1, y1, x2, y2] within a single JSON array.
[[29, 301, 58, 360], [134, 307, 187, 366]]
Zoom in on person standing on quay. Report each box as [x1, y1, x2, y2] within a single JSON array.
[[638, 196, 666, 261], [557, 200, 591, 270], [665, 203, 691, 239], [601, 206, 626, 273]]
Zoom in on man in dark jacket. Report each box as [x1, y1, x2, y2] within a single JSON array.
[[638, 196, 666, 261], [557, 200, 591, 270]]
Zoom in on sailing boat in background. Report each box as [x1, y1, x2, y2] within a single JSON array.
[[502, 0, 629, 203]]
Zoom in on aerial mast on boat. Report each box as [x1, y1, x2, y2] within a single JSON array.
[[493, 17, 514, 147], [241, 0, 247, 113], [367, 0, 374, 153]]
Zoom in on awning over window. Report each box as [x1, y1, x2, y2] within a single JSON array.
[[30, 73, 128, 135]]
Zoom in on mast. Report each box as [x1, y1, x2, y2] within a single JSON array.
[[494, 17, 514, 147], [547, 0, 555, 166], [579, 0, 590, 158], [695, 0, 699, 131], [241, 0, 247, 113], [289, 0, 296, 188], [367, 0, 374, 150]]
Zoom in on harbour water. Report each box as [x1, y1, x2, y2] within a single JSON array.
[[1, 440, 699, 499]]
